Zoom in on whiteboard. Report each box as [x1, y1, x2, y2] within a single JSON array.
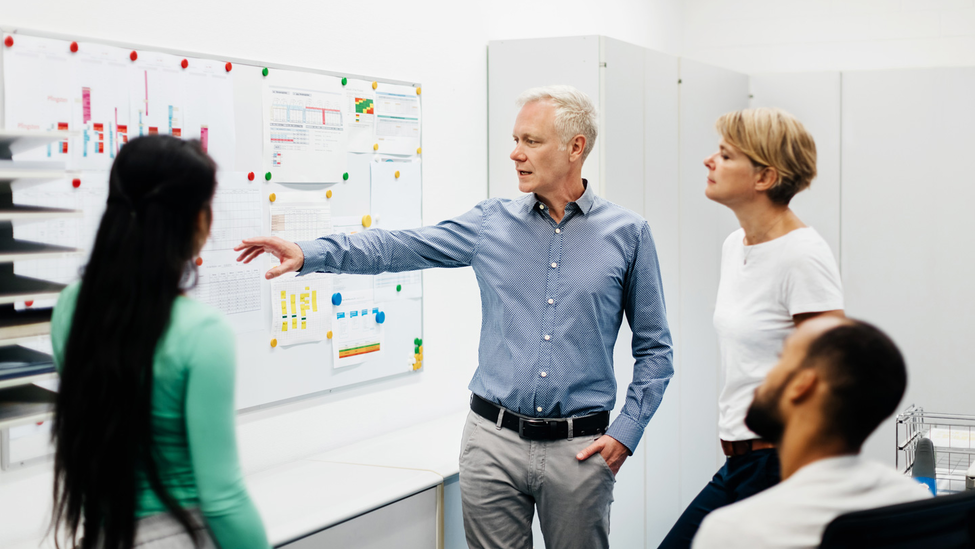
[[1, 31, 425, 410]]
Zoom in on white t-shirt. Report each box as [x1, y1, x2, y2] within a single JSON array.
[[692, 455, 932, 549], [714, 227, 843, 441]]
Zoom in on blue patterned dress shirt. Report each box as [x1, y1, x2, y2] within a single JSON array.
[[297, 182, 673, 452]]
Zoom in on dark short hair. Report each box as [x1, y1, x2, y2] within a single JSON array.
[[801, 320, 907, 451]]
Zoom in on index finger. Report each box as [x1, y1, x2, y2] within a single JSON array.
[[233, 236, 272, 252]]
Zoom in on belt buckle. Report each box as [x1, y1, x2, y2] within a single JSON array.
[[518, 417, 549, 440]]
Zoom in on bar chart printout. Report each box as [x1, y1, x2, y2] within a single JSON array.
[[271, 277, 331, 346], [263, 70, 348, 182]]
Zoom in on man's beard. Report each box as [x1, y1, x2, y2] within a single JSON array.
[[744, 384, 786, 443]]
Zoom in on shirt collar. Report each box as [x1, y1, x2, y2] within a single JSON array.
[[527, 179, 596, 216]]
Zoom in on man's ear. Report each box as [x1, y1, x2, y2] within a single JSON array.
[[568, 134, 586, 163], [784, 369, 818, 405], [753, 166, 780, 193]]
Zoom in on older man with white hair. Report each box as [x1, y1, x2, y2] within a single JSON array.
[[234, 85, 674, 549]]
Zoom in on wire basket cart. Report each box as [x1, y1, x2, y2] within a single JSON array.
[[896, 405, 975, 495]]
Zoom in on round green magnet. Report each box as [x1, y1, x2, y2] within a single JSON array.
[[414, 338, 420, 346], [396, 284, 402, 292], [414, 345, 420, 354], [262, 67, 269, 77], [417, 338, 422, 346], [341, 77, 348, 86], [343, 172, 349, 181], [264, 172, 272, 181]]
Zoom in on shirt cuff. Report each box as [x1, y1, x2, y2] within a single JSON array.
[[606, 414, 643, 454], [295, 240, 321, 276]]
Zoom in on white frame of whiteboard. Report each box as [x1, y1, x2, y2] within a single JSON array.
[[0, 26, 425, 413]]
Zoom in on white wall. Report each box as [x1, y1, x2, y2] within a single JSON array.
[[840, 66, 975, 464], [486, 0, 685, 56], [684, 0, 975, 74]]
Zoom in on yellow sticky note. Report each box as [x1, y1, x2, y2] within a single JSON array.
[[312, 291, 318, 312]]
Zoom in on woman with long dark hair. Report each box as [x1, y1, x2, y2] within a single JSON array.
[[50, 135, 269, 549]]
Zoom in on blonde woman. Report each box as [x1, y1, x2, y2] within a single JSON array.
[[660, 108, 844, 548]]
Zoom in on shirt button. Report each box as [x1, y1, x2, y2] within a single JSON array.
[[551, 262, 557, 268], [555, 228, 561, 234], [540, 371, 547, 377], [537, 407, 543, 412], [548, 298, 554, 304], [544, 335, 551, 340], [539, 204, 545, 210]]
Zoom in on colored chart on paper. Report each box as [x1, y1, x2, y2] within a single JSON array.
[[270, 277, 331, 346], [333, 305, 384, 368], [354, 98, 374, 114]]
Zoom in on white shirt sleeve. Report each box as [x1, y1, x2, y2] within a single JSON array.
[[692, 511, 765, 549], [783, 241, 844, 316]]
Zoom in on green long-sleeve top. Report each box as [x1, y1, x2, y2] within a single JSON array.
[[52, 282, 270, 549]]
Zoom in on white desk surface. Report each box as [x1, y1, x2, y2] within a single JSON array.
[[308, 410, 469, 477], [0, 411, 469, 549], [249, 460, 443, 546]]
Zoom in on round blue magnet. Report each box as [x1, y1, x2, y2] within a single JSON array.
[[376, 311, 386, 324], [331, 293, 342, 306]]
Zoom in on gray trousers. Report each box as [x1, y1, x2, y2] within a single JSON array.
[[458, 410, 616, 549]]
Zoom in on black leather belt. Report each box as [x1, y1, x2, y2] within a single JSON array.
[[470, 393, 609, 441]]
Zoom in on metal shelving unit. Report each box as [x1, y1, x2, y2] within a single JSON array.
[[0, 130, 75, 430]]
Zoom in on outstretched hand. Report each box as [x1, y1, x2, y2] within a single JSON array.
[[576, 435, 629, 476], [234, 236, 305, 280]]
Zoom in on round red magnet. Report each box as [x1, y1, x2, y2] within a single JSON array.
[[129, 50, 138, 61], [247, 172, 255, 181], [225, 62, 233, 72], [181, 59, 188, 69], [25, 301, 34, 307], [72, 178, 81, 188], [70, 41, 79, 53], [195, 257, 203, 266], [4, 36, 13, 48]]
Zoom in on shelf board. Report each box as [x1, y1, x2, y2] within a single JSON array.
[[0, 169, 71, 191], [0, 371, 56, 391], [0, 239, 81, 263], [0, 129, 77, 158], [0, 274, 66, 305], [0, 307, 52, 347], [0, 204, 82, 222], [0, 384, 57, 430]]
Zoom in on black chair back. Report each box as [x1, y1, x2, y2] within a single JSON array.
[[820, 491, 975, 548]]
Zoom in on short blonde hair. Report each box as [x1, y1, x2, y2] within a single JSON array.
[[517, 85, 598, 162], [715, 108, 817, 205]]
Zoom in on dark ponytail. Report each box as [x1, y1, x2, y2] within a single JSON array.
[[52, 135, 217, 549]]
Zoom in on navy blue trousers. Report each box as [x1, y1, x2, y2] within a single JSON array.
[[657, 448, 781, 549]]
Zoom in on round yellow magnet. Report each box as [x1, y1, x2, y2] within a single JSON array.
[[362, 214, 372, 228], [372, 81, 378, 90], [327, 330, 333, 339], [373, 143, 379, 151], [268, 193, 276, 202], [416, 147, 422, 155], [416, 87, 421, 95], [326, 189, 332, 199], [270, 338, 278, 348], [394, 170, 400, 179]]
